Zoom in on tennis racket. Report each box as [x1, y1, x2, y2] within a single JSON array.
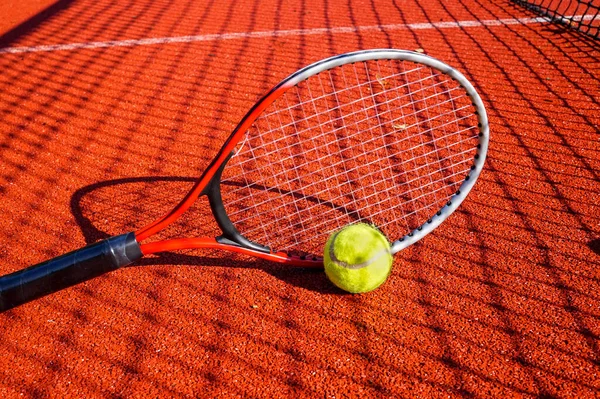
[[0, 49, 489, 311]]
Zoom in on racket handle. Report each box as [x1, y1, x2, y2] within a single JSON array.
[[0, 232, 142, 312]]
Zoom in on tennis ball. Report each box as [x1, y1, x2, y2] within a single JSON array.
[[323, 223, 393, 293]]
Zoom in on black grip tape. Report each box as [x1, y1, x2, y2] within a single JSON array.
[[0, 232, 142, 312]]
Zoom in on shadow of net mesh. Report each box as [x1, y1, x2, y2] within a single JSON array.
[[220, 59, 481, 256]]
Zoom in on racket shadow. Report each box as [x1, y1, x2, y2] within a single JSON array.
[[134, 252, 334, 294], [69, 175, 337, 293]]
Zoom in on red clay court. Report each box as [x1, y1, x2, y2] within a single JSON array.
[[0, 0, 599, 398]]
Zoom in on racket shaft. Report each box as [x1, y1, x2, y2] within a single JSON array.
[[0, 233, 142, 312]]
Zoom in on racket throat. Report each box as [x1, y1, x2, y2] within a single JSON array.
[[203, 152, 271, 254]]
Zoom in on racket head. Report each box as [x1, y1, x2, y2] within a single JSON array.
[[139, 49, 489, 265], [207, 49, 489, 261]]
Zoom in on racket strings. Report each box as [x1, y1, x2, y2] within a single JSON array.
[[220, 59, 480, 255], [228, 160, 474, 245], [229, 99, 474, 172], [226, 112, 475, 189], [259, 76, 463, 129], [223, 135, 476, 224], [225, 144, 476, 216]]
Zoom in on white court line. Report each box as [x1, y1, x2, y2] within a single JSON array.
[[0, 15, 596, 55]]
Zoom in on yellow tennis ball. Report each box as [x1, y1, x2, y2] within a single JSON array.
[[323, 223, 393, 293]]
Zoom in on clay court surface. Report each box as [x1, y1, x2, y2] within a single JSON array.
[[0, 0, 599, 397]]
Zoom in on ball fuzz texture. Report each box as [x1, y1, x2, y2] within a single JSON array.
[[323, 223, 393, 293]]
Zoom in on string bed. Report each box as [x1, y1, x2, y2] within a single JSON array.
[[220, 59, 480, 256]]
